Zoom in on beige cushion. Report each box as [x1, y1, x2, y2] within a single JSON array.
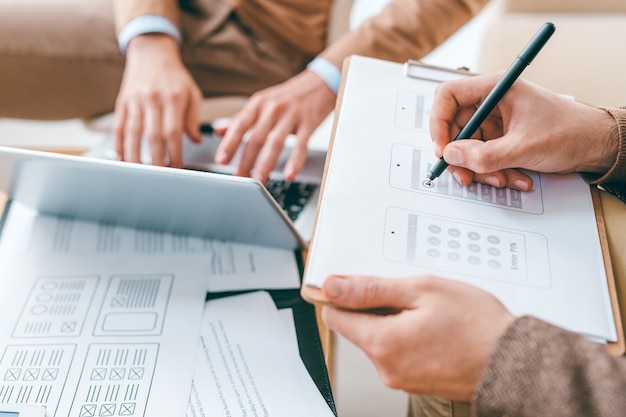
[[504, 0, 626, 13], [478, 12, 626, 107], [197, 96, 248, 122]]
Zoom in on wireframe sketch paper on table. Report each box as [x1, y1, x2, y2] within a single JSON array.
[[0, 147, 335, 416]]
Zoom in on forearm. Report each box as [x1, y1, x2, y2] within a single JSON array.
[[125, 34, 181, 64], [319, 0, 488, 69], [113, 0, 184, 57], [474, 316, 626, 417], [113, 0, 181, 34]]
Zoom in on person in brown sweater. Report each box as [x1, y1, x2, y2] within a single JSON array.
[[321, 72, 626, 417]]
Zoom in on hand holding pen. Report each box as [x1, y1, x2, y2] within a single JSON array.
[[425, 22, 556, 186]]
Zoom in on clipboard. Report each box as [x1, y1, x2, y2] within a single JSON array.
[[301, 55, 625, 356], [301, 58, 475, 306], [590, 187, 624, 355]]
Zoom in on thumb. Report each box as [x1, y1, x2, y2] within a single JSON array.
[[322, 275, 413, 312], [443, 136, 515, 174]]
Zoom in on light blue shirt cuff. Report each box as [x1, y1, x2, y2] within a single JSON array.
[[307, 58, 341, 94], [117, 15, 182, 54]]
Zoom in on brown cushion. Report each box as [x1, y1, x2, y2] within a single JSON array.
[[504, 0, 626, 13]]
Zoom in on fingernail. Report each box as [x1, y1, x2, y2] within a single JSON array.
[[325, 276, 347, 299], [485, 176, 501, 187], [452, 171, 463, 185], [251, 169, 262, 181], [445, 148, 463, 165], [514, 179, 531, 191], [284, 163, 295, 180], [215, 151, 228, 164]]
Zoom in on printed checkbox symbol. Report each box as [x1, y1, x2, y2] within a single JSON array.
[[43, 368, 59, 381], [61, 321, 77, 333], [119, 402, 136, 416], [4, 368, 20, 381], [80, 404, 96, 417], [99, 403, 115, 416], [90, 368, 106, 381], [24, 368, 40, 381], [111, 297, 126, 307], [128, 367, 144, 380], [109, 368, 125, 380]]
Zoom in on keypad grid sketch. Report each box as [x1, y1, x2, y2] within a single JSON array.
[[383, 207, 552, 288]]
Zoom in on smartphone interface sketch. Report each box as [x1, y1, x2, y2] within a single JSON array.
[[389, 143, 544, 214], [382, 207, 551, 288], [395, 90, 434, 132]]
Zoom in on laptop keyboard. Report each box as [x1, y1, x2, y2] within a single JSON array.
[[265, 179, 318, 221]]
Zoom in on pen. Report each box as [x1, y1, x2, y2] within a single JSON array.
[[425, 21, 556, 184], [200, 123, 214, 134]]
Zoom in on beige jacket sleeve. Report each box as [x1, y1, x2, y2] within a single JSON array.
[[320, 0, 490, 69], [113, 0, 181, 33], [112, 0, 329, 59], [113, 0, 490, 67]]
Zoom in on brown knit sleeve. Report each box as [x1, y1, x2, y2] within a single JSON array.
[[472, 316, 626, 417], [581, 107, 626, 202]]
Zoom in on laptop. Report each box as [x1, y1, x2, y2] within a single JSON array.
[[0, 145, 307, 250], [83, 118, 332, 242]]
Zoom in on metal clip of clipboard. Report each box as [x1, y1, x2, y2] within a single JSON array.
[[403, 59, 475, 83]]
